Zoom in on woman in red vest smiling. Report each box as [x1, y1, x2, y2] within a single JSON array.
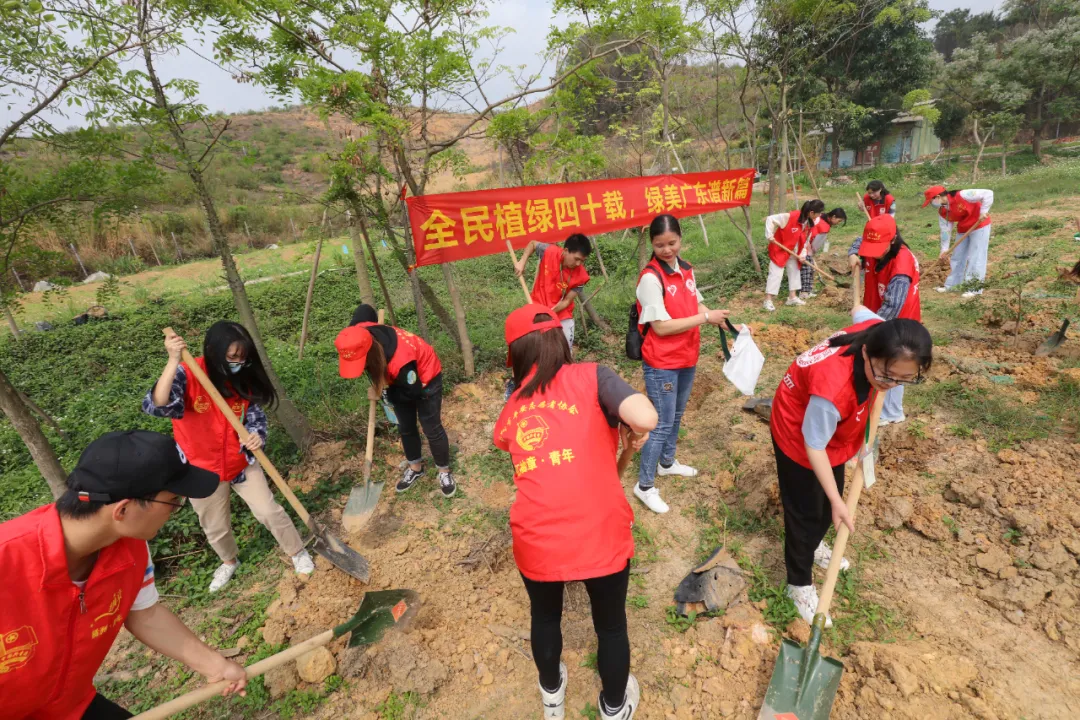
[[634, 214, 731, 515], [495, 303, 658, 720], [863, 180, 896, 218], [848, 215, 921, 425], [144, 322, 314, 593], [336, 306, 455, 498], [924, 184, 993, 297], [763, 199, 824, 311], [770, 309, 932, 624]]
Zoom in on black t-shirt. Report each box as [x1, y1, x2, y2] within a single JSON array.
[[596, 366, 638, 428]]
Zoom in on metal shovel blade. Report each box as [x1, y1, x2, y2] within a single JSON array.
[[308, 516, 370, 583], [1035, 318, 1069, 357], [337, 589, 420, 647], [342, 467, 384, 533], [758, 633, 843, 720]]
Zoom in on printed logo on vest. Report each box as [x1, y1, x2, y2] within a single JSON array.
[[0, 626, 37, 674], [877, 283, 886, 297], [193, 395, 211, 413], [407, 370, 417, 385], [666, 284, 677, 296], [515, 415, 550, 451], [795, 330, 846, 368], [685, 278, 697, 294], [91, 590, 124, 639], [175, 443, 188, 464]]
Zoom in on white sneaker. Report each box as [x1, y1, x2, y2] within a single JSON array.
[[813, 541, 850, 571], [786, 584, 832, 628], [763, 299, 776, 312], [656, 459, 697, 477], [634, 485, 669, 514], [935, 286, 949, 293], [800, 292, 818, 299], [961, 289, 983, 298], [878, 415, 906, 427], [291, 549, 315, 576], [539, 662, 567, 719], [785, 296, 806, 306], [600, 673, 640, 720], [209, 561, 240, 593]]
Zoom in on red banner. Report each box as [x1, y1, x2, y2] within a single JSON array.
[[405, 169, 755, 267]]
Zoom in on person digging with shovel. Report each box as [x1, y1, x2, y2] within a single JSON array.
[[337, 306, 456, 498], [800, 208, 847, 301], [0, 431, 248, 720], [495, 303, 658, 720], [769, 309, 932, 625], [763, 199, 824, 311], [848, 215, 922, 426], [924, 184, 993, 298], [143, 323, 315, 594]]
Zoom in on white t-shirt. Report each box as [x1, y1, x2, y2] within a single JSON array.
[[72, 541, 159, 612]]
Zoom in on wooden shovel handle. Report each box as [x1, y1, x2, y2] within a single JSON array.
[[937, 227, 974, 264], [130, 629, 335, 720], [768, 239, 836, 282], [505, 241, 533, 303], [817, 391, 885, 618], [856, 192, 871, 220], [162, 328, 310, 525], [852, 263, 862, 311]]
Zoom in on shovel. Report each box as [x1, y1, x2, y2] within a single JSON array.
[[342, 309, 387, 532], [162, 328, 370, 583], [768, 239, 851, 289], [131, 589, 418, 720], [1036, 318, 1070, 357], [758, 392, 884, 720]]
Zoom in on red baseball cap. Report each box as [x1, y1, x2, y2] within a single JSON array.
[[858, 215, 897, 258], [504, 303, 563, 366], [922, 185, 947, 208], [334, 325, 374, 378]]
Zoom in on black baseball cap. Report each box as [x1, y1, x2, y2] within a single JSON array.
[[68, 430, 219, 503]]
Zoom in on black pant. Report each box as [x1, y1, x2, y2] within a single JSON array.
[[773, 438, 845, 587], [390, 373, 450, 468], [520, 562, 631, 709], [82, 694, 132, 720]]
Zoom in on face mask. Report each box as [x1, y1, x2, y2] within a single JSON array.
[[931, 199, 944, 208], [228, 362, 244, 374]]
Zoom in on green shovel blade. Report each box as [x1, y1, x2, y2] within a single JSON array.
[[757, 637, 844, 720], [334, 589, 420, 647]]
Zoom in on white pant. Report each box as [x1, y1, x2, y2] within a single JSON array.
[[944, 225, 991, 289], [766, 257, 802, 296], [560, 318, 575, 348]]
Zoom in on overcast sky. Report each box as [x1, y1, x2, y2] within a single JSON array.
[[5, 0, 1003, 132]]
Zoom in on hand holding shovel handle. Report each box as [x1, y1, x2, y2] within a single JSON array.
[[936, 227, 974, 266], [768, 238, 837, 282]]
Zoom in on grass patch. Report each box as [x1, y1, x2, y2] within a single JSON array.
[[376, 691, 422, 720], [826, 566, 905, 650]]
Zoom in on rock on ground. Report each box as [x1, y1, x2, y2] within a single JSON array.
[[297, 645, 337, 683]]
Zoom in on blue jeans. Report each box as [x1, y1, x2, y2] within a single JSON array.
[[882, 384, 905, 421], [638, 364, 696, 490]]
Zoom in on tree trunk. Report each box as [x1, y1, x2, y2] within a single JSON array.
[[637, 227, 650, 272], [582, 299, 610, 333], [349, 217, 376, 306], [766, 138, 777, 216], [971, 118, 986, 184], [357, 216, 395, 324], [399, 203, 430, 341], [0, 369, 67, 499], [379, 223, 461, 345], [1032, 84, 1045, 159], [829, 127, 841, 174], [777, 85, 790, 211], [4, 305, 20, 342], [440, 264, 474, 377], [1002, 141, 1008, 177]]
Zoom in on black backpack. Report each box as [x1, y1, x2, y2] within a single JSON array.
[[626, 267, 662, 360]]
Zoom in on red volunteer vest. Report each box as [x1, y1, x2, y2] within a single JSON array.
[[769, 210, 807, 266], [637, 257, 700, 370], [172, 356, 250, 482], [493, 364, 633, 582], [863, 246, 921, 322], [863, 193, 895, 218], [384, 326, 442, 386], [532, 247, 590, 321], [770, 320, 880, 468], [939, 192, 991, 234], [0, 505, 147, 720], [808, 218, 831, 251]]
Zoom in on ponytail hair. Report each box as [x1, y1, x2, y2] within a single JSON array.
[[649, 213, 681, 239], [829, 318, 933, 374], [866, 180, 889, 198], [825, 208, 847, 227], [798, 199, 825, 226]]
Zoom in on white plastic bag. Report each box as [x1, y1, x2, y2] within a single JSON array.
[[723, 327, 765, 396]]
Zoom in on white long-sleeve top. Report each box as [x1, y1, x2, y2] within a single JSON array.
[[765, 212, 794, 239], [938, 189, 994, 247]]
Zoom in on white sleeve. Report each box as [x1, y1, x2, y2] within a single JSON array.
[[938, 214, 953, 240], [960, 189, 993, 214], [636, 274, 671, 323], [130, 542, 159, 611], [765, 213, 789, 238], [888, 201, 897, 216]]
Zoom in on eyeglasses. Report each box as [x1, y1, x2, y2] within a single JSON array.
[[144, 496, 187, 511], [873, 372, 924, 387]]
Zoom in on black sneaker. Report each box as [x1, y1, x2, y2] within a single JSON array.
[[438, 471, 456, 498], [397, 465, 424, 493]]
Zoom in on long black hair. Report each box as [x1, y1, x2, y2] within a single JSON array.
[[866, 180, 889, 199], [202, 321, 277, 408], [875, 230, 910, 268], [798, 199, 825, 226], [829, 318, 933, 376], [350, 303, 378, 326], [824, 208, 847, 227], [509, 311, 572, 399], [650, 213, 681, 239]]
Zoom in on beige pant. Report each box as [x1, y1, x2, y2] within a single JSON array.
[[189, 464, 305, 563], [766, 257, 802, 296]]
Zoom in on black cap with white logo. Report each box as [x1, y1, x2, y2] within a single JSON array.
[[68, 430, 219, 503]]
